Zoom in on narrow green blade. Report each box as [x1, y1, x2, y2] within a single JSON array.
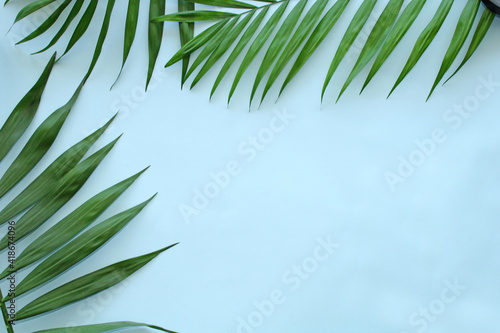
[[59, 0, 98, 59], [211, 5, 270, 99], [165, 19, 230, 68], [34, 321, 176, 333], [0, 80, 84, 200], [113, 0, 140, 87], [389, 0, 454, 97], [362, 0, 427, 92], [427, 0, 481, 100], [85, 0, 117, 80], [261, 0, 331, 103], [16, 0, 72, 45], [11, 0, 56, 26], [16, 245, 178, 321], [191, 10, 256, 89], [0, 168, 147, 280], [183, 17, 238, 85], [280, 0, 350, 97], [0, 138, 120, 249], [228, 0, 289, 104], [338, 0, 404, 101], [152, 10, 237, 22], [146, 0, 166, 90], [0, 52, 55, 163], [185, 0, 256, 9], [445, 6, 495, 83], [322, 0, 377, 101], [178, 0, 195, 84], [34, 0, 85, 55], [7, 196, 155, 299], [0, 116, 115, 226], [250, 0, 308, 106]]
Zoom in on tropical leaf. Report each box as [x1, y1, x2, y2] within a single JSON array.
[[5, 196, 156, 300], [0, 53, 55, 162], [389, 0, 455, 97], [34, 321, 176, 333], [147, 0, 166, 90], [322, 0, 378, 101], [362, 0, 427, 92], [445, 7, 496, 83], [0, 80, 83, 200], [427, 0, 481, 100], [5, 0, 498, 102], [0, 47, 175, 332], [337, 0, 404, 101], [0, 169, 149, 280], [178, 0, 196, 83], [15, 244, 177, 321]]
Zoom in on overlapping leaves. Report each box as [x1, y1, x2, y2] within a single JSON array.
[[0, 57, 175, 332], [5, 0, 497, 104]]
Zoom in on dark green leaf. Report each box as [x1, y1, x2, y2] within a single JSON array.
[[322, 0, 377, 101], [183, 17, 238, 85], [178, 0, 195, 84], [113, 0, 140, 87], [445, 6, 495, 83], [211, 5, 271, 98], [11, 0, 56, 26], [0, 137, 120, 247], [228, 0, 289, 104], [16, 0, 72, 45], [16, 245, 178, 321], [280, 0, 349, 97], [0, 167, 147, 280], [428, 0, 481, 100], [186, 0, 256, 9], [362, 0, 427, 92], [338, 0, 404, 101], [191, 10, 256, 89], [33, 0, 85, 55], [34, 322, 176, 333], [389, 0, 454, 97], [0, 116, 115, 226], [165, 19, 230, 68], [59, 0, 99, 59], [85, 0, 117, 80], [0, 52, 55, 163], [0, 80, 84, 200], [250, 0, 308, 106], [6, 196, 155, 299], [147, 0, 166, 90], [152, 10, 238, 22]]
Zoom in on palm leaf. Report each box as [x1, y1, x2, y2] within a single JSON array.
[[427, 0, 481, 100], [0, 50, 176, 332], [0, 169, 149, 280], [5, 196, 156, 300], [15, 244, 177, 321], [147, 0, 166, 90], [322, 0, 378, 101], [445, 7, 496, 83], [178, 0, 196, 84], [362, 0, 427, 92], [0, 53, 55, 162], [6, 0, 498, 102], [34, 322, 176, 333], [337, 0, 404, 101], [389, 0, 454, 97]]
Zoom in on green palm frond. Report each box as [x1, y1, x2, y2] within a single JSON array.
[[5, 0, 498, 105], [0, 57, 175, 333]]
